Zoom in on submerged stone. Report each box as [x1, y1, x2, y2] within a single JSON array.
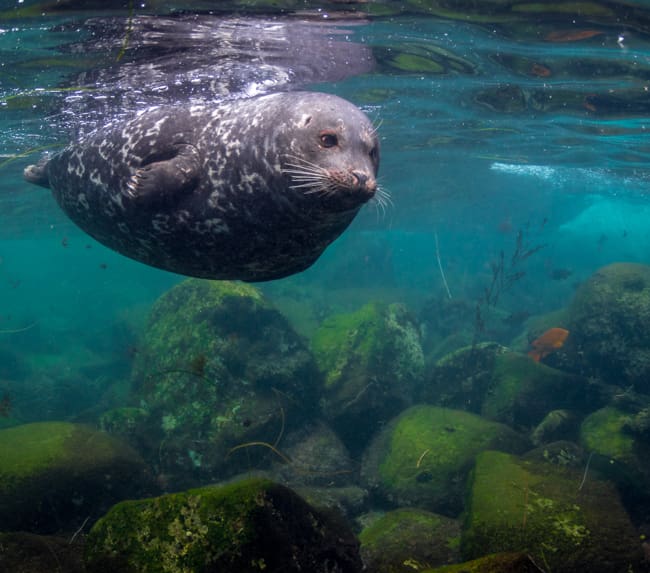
[[563, 262, 650, 392], [462, 450, 643, 572], [425, 343, 596, 431], [481, 351, 593, 428], [132, 279, 319, 482], [579, 406, 650, 513], [0, 421, 148, 533], [312, 302, 424, 454], [361, 405, 527, 515], [422, 552, 541, 573], [85, 477, 362, 573], [359, 507, 461, 572]]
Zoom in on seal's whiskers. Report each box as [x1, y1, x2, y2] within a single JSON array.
[[371, 185, 392, 219], [283, 155, 335, 196]]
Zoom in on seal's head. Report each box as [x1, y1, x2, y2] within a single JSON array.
[[279, 92, 380, 212]]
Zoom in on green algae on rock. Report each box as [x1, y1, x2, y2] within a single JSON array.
[[312, 302, 424, 454], [0, 421, 147, 533], [359, 507, 461, 573], [563, 262, 650, 392], [85, 477, 362, 573], [462, 450, 643, 572], [530, 409, 579, 446], [132, 279, 320, 481], [424, 344, 592, 431], [361, 405, 527, 515], [579, 406, 650, 504], [481, 351, 592, 428]]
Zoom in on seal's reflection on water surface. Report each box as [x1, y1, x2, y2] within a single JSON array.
[[59, 15, 376, 134]]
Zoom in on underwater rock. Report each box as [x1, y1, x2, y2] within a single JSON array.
[[563, 262, 650, 392], [462, 450, 643, 572], [424, 344, 595, 430], [272, 421, 356, 488], [480, 351, 595, 428], [359, 507, 461, 572], [530, 409, 579, 446], [361, 405, 528, 515], [312, 302, 424, 454], [84, 477, 362, 573], [294, 485, 368, 520], [99, 406, 149, 437], [0, 421, 148, 533], [420, 342, 506, 410], [422, 552, 541, 573], [523, 440, 585, 469], [132, 279, 320, 482], [99, 406, 152, 455], [579, 406, 650, 513], [0, 531, 85, 573], [418, 297, 485, 373]]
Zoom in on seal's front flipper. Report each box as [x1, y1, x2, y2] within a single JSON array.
[[125, 142, 201, 202], [24, 156, 51, 189]]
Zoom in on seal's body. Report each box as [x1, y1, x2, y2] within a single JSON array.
[[25, 91, 379, 281]]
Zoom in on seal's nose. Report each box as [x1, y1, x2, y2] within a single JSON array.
[[353, 171, 376, 195], [352, 171, 368, 186]]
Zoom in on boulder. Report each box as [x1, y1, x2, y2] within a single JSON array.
[[359, 507, 461, 572], [85, 477, 362, 573], [312, 302, 424, 453], [0, 421, 148, 533], [132, 279, 320, 481], [361, 405, 527, 515], [462, 450, 643, 572]]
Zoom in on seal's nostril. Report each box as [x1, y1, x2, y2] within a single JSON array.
[[353, 171, 368, 186]]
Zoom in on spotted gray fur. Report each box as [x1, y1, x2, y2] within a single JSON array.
[[24, 91, 380, 281]]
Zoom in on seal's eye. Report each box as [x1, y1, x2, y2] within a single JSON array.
[[369, 146, 379, 163], [319, 132, 338, 148]]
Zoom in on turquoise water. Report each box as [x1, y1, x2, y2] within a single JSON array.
[[2, 0, 650, 570]]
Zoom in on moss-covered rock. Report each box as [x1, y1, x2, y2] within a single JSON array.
[[421, 342, 506, 409], [579, 406, 650, 507], [0, 421, 148, 533], [361, 405, 528, 515], [462, 450, 643, 572], [530, 410, 578, 446], [481, 352, 595, 428], [563, 262, 650, 392], [132, 279, 320, 482], [85, 477, 362, 573], [424, 345, 595, 430], [312, 302, 424, 453], [423, 552, 541, 573], [359, 507, 461, 572]]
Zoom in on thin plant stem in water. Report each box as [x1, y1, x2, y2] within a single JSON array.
[[434, 232, 452, 299], [578, 451, 594, 491]]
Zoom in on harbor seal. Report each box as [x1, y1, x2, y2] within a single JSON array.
[[24, 91, 381, 281]]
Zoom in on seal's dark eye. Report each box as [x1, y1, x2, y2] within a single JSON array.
[[319, 133, 338, 148], [369, 146, 378, 163]]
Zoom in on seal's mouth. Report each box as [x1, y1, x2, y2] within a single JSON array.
[[282, 155, 377, 207]]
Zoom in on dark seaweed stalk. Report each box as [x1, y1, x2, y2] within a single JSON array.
[[471, 222, 546, 352]]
